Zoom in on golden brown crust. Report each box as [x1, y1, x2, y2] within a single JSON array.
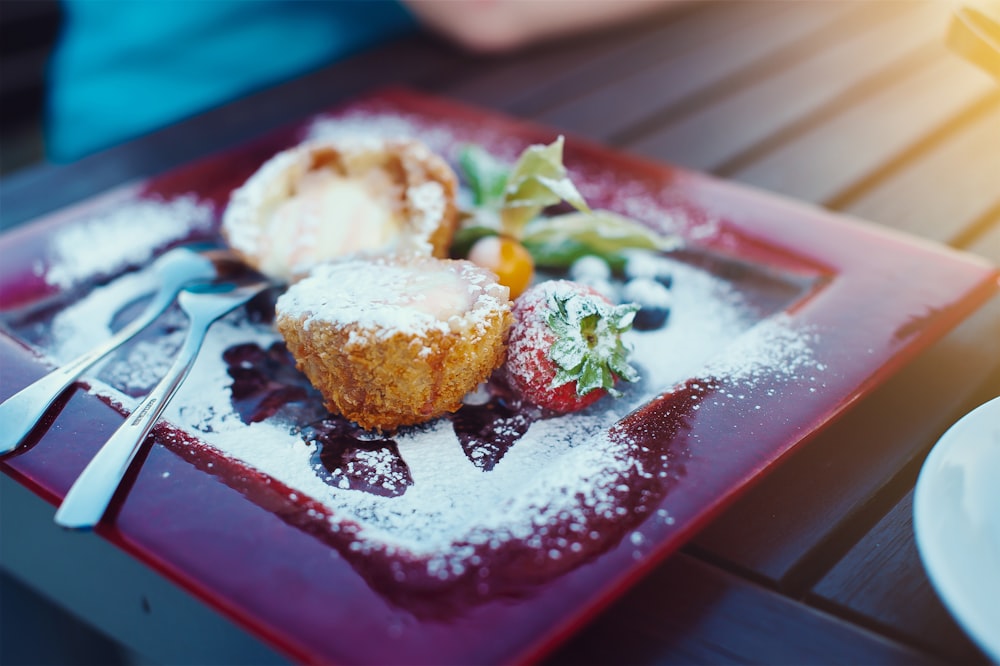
[[275, 254, 513, 432], [278, 306, 511, 432], [391, 139, 460, 259]]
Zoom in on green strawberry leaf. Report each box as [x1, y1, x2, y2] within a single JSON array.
[[607, 302, 639, 331], [543, 289, 641, 399], [577, 356, 605, 395], [609, 343, 640, 383], [550, 337, 587, 371]]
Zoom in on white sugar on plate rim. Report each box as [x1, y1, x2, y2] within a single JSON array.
[[44, 194, 213, 289]]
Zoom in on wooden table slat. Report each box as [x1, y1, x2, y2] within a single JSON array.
[[969, 209, 1000, 263], [841, 95, 1000, 248], [732, 49, 997, 205], [630, 2, 950, 172], [442, 2, 777, 115], [530, 0, 864, 141], [547, 553, 933, 665], [810, 489, 990, 664]]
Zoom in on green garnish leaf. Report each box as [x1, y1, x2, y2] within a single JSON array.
[[500, 136, 590, 236], [521, 209, 682, 269], [453, 139, 681, 275], [458, 145, 509, 208]]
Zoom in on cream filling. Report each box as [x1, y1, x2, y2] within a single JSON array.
[[259, 169, 404, 279], [377, 267, 473, 321]]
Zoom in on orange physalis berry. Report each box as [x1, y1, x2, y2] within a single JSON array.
[[467, 235, 535, 299]]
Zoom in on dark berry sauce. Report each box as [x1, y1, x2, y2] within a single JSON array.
[[451, 386, 540, 471], [223, 342, 314, 424], [305, 418, 412, 498]]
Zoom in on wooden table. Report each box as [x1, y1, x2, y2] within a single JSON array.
[[2, 2, 999, 663]]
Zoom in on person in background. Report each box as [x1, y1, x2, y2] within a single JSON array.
[[45, 0, 677, 162]]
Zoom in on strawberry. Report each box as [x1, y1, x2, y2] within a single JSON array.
[[504, 280, 639, 413]]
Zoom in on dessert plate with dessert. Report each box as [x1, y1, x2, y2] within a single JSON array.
[[0, 89, 996, 664]]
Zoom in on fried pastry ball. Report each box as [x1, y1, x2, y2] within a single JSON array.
[[275, 254, 513, 431], [222, 137, 459, 282]]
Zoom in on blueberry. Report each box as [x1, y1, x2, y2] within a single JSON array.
[[623, 250, 673, 289], [569, 255, 612, 282], [633, 306, 669, 331], [622, 278, 671, 331]]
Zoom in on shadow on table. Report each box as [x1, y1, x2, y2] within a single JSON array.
[[0, 571, 135, 666]]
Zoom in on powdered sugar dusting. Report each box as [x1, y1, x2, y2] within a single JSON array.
[[306, 112, 458, 158], [221, 148, 299, 260], [276, 256, 507, 339], [47, 269, 160, 362], [407, 181, 446, 242], [624, 257, 756, 384], [307, 108, 551, 171], [45, 195, 213, 289], [707, 314, 822, 386]]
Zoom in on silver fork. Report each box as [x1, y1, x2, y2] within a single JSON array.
[[54, 280, 271, 530], [0, 246, 241, 455]]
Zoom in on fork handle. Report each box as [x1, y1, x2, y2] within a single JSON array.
[[53, 317, 212, 530], [0, 285, 179, 456]]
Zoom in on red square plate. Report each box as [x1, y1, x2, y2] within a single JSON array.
[[1, 89, 997, 664]]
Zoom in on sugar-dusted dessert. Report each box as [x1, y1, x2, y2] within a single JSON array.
[[275, 254, 513, 431], [222, 137, 459, 282]]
